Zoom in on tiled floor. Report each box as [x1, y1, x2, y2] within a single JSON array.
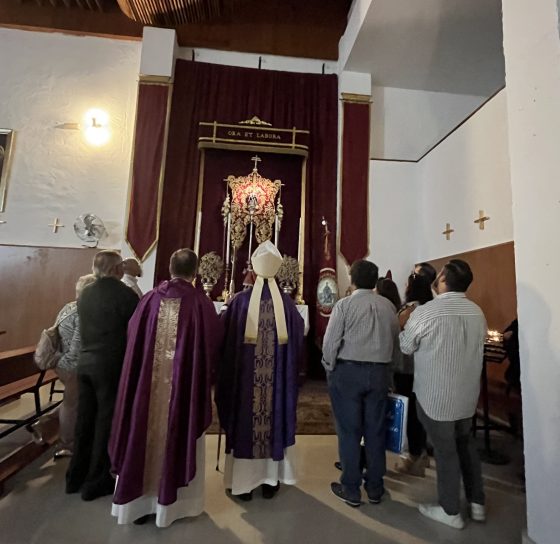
[[0, 425, 526, 544]]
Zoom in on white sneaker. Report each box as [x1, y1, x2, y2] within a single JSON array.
[[418, 503, 465, 530], [470, 502, 486, 522]]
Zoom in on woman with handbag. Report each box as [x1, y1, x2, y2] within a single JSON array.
[[393, 269, 434, 476], [29, 274, 96, 459]]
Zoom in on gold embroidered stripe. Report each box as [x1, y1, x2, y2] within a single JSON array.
[[143, 298, 180, 495]]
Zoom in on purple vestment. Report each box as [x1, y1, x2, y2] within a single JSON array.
[[109, 279, 221, 506], [215, 285, 304, 461]]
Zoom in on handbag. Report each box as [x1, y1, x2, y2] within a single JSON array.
[[34, 303, 77, 370], [34, 325, 62, 371], [33, 323, 62, 370]]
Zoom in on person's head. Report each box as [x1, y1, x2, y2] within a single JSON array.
[[434, 259, 473, 294], [350, 260, 379, 290], [75, 273, 96, 299], [376, 277, 401, 310], [405, 273, 434, 305], [122, 258, 142, 278], [92, 250, 124, 279], [414, 262, 437, 284], [169, 248, 198, 281]]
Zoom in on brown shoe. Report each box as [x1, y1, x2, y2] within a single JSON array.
[[394, 454, 426, 477]]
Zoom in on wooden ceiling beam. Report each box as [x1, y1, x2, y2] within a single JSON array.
[[0, 0, 143, 40]]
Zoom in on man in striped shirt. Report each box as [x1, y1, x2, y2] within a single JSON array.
[[400, 259, 487, 530]]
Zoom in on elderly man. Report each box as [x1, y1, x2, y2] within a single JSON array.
[[216, 241, 304, 501], [322, 260, 399, 507], [66, 250, 138, 501], [400, 259, 487, 529], [121, 257, 143, 298], [110, 249, 221, 527]]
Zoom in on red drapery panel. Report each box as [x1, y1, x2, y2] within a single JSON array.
[[155, 60, 337, 302], [126, 84, 169, 261], [340, 100, 370, 264]]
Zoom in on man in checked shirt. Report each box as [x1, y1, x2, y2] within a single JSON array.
[[322, 260, 399, 507]]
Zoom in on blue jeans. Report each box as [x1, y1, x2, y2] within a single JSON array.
[[328, 360, 389, 500]]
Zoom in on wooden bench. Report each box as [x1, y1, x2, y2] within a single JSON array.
[[0, 346, 61, 439]]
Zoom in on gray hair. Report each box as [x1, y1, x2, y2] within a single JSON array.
[[76, 274, 96, 298], [92, 250, 123, 278]]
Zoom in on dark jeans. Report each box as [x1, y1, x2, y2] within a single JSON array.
[[66, 367, 120, 495], [328, 360, 388, 500], [417, 401, 485, 515], [393, 372, 427, 457]]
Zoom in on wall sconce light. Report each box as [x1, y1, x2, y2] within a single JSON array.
[[83, 109, 110, 146], [54, 108, 110, 147]]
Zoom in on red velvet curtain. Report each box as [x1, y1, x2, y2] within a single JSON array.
[[126, 84, 169, 261], [156, 62, 336, 304], [340, 100, 370, 264]]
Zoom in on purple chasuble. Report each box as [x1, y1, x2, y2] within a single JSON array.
[[109, 279, 221, 506], [215, 285, 304, 461]]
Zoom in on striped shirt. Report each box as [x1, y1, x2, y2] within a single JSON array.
[[322, 289, 399, 371], [399, 291, 487, 421]]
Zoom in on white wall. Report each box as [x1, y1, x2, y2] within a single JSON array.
[[417, 89, 513, 261], [502, 0, 560, 542], [372, 86, 486, 160], [367, 89, 513, 300], [0, 28, 140, 249], [369, 160, 418, 292]]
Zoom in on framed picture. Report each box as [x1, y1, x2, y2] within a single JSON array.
[[0, 129, 14, 213]]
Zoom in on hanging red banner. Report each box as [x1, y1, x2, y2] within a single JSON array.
[[340, 98, 370, 265]]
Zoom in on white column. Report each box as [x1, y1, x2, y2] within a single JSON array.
[[121, 27, 177, 293], [502, 2, 560, 543]]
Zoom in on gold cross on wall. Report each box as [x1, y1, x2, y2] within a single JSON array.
[[442, 223, 455, 240], [251, 155, 261, 171], [48, 217, 64, 233], [474, 210, 490, 230]]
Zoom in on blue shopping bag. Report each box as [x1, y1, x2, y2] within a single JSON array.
[[386, 393, 409, 454]]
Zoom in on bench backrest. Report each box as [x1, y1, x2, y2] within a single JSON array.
[[0, 347, 38, 387]]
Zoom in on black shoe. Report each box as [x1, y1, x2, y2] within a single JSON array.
[[81, 479, 115, 501], [262, 483, 280, 499], [237, 491, 253, 502], [133, 515, 152, 525], [65, 483, 81, 495], [366, 488, 385, 504], [330, 482, 361, 507]]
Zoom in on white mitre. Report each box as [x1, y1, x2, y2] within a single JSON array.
[[244, 241, 288, 345]]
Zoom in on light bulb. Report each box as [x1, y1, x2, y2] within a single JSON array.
[[83, 108, 110, 146]]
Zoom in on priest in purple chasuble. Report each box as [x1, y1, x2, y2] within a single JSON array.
[[215, 241, 304, 500], [109, 249, 222, 527]]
